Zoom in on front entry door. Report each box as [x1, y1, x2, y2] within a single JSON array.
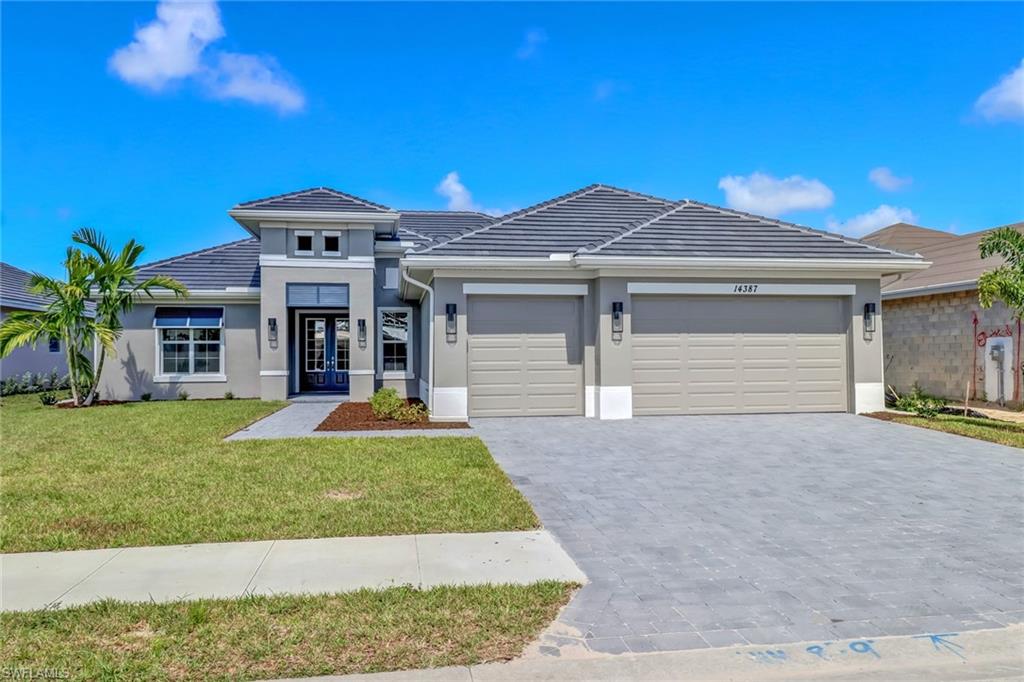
[[299, 313, 350, 392]]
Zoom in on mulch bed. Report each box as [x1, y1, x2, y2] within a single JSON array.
[[316, 400, 470, 431]]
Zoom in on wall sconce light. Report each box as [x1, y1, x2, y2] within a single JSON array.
[[357, 318, 367, 348], [445, 304, 457, 343], [863, 303, 877, 334], [267, 317, 278, 344], [612, 301, 624, 341]]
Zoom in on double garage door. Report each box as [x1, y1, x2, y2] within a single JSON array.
[[464, 293, 849, 417], [632, 295, 849, 415]]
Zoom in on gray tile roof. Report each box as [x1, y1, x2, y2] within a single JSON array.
[[137, 238, 261, 289], [398, 211, 495, 245], [581, 200, 919, 260], [414, 184, 674, 257], [235, 187, 394, 214], [1, 262, 96, 315]]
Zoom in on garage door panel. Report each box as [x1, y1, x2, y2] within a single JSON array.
[[632, 295, 848, 415], [468, 296, 583, 417]]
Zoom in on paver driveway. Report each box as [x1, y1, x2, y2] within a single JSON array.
[[473, 413, 1024, 655]]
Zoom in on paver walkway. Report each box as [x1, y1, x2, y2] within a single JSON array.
[[473, 413, 1024, 655], [1, 530, 585, 612], [226, 401, 475, 440]]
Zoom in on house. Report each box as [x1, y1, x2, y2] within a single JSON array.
[[864, 221, 1024, 405], [95, 184, 927, 419], [0, 261, 93, 380]]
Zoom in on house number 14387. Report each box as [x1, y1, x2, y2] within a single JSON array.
[[733, 284, 759, 293]]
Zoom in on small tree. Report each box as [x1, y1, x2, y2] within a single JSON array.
[[978, 227, 1024, 316], [0, 230, 188, 406], [72, 228, 188, 405], [0, 248, 109, 404]]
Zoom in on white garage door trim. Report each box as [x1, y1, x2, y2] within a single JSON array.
[[627, 282, 856, 296], [463, 283, 589, 296]]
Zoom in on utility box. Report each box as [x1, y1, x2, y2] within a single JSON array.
[[984, 337, 1013, 404]]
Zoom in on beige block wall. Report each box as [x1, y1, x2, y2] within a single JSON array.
[[882, 289, 1019, 402]]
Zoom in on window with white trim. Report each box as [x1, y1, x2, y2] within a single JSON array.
[[378, 307, 413, 376], [154, 307, 224, 376], [295, 230, 314, 255], [323, 231, 341, 256]]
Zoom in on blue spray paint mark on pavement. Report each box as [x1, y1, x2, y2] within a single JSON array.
[[913, 633, 965, 660]]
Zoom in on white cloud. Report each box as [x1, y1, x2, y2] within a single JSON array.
[[717, 172, 834, 217], [516, 28, 547, 60], [435, 172, 504, 216], [109, 0, 304, 113], [974, 59, 1024, 123], [825, 205, 919, 237], [868, 166, 913, 192]]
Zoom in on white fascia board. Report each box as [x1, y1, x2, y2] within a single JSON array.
[[881, 279, 977, 300], [627, 282, 857, 296], [575, 255, 931, 273], [145, 289, 260, 301], [229, 209, 400, 223], [375, 242, 416, 255], [258, 255, 375, 269], [400, 256, 576, 269], [463, 283, 589, 296]]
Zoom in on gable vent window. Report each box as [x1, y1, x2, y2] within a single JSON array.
[[323, 232, 340, 256], [295, 231, 314, 255], [153, 307, 225, 378]]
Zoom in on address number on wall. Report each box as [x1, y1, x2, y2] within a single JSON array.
[[733, 284, 759, 293]]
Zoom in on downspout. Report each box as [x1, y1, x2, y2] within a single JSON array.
[[401, 269, 434, 412]]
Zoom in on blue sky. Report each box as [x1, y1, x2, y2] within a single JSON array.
[[3, 1, 1023, 275]]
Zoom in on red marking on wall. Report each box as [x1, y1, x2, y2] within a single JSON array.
[[976, 323, 1014, 347]]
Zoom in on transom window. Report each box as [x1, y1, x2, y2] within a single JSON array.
[[154, 307, 224, 376], [378, 307, 413, 376]]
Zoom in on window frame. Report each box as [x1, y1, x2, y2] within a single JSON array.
[[294, 230, 315, 256], [376, 306, 414, 379], [153, 306, 227, 383], [322, 230, 341, 256], [48, 336, 61, 353]]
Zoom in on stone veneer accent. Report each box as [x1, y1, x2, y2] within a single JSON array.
[[883, 289, 1020, 402]]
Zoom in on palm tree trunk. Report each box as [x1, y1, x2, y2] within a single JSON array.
[[83, 346, 106, 406], [64, 332, 81, 406]]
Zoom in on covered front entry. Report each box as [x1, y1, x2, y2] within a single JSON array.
[[467, 295, 584, 417], [297, 312, 350, 393], [631, 295, 849, 415]]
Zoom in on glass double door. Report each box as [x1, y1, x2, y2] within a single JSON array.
[[299, 312, 350, 392]]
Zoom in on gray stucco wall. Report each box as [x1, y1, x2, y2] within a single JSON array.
[[96, 302, 261, 400], [258, 227, 375, 259], [0, 309, 69, 380]]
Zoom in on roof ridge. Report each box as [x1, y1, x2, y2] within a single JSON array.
[[138, 237, 258, 271], [682, 199, 923, 260], [579, 200, 690, 254], [589, 183, 676, 207], [397, 226, 434, 242], [414, 184, 606, 254], [236, 186, 393, 212], [398, 209, 495, 218]]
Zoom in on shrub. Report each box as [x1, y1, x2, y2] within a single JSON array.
[[394, 402, 428, 423], [38, 391, 57, 406], [177, 391, 189, 401], [0, 370, 70, 396], [140, 392, 152, 402], [369, 387, 404, 420], [891, 385, 945, 418], [224, 391, 235, 400]]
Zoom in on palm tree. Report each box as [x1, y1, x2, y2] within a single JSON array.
[[0, 248, 110, 405], [978, 226, 1024, 316], [72, 228, 188, 406]]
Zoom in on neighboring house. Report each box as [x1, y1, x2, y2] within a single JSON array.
[[95, 184, 926, 419], [0, 261, 94, 380], [864, 221, 1024, 404]]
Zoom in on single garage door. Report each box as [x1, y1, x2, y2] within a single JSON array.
[[467, 296, 583, 417], [632, 296, 848, 415]]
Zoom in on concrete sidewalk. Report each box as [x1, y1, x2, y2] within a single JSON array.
[[1, 530, 585, 612], [226, 401, 475, 440], [288, 625, 1024, 681]]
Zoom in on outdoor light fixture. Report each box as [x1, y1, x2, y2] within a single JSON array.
[[446, 304, 458, 343], [267, 317, 278, 344], [863, 303, 876, 334], [612, 301, 624, 341], [357, 318, 367, 348]]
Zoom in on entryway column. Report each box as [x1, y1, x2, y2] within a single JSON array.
[[594, 277, 633, 419]]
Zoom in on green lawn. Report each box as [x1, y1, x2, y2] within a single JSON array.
[[867, 411, 1024, 448], [0, 395, 538, 553], [0, 582, 575, 681]]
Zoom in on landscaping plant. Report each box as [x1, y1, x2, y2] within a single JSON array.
[[888, 385, 946, 418]]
